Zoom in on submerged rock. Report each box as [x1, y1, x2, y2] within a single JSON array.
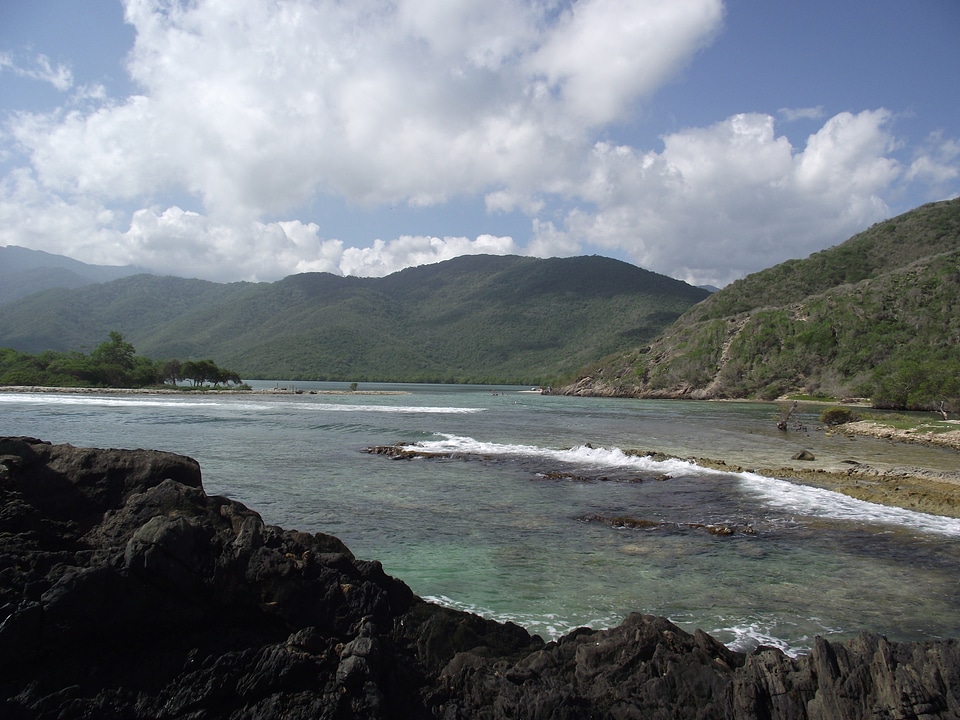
[[578, 513, 757, 536], [1, 436, 958, 719]]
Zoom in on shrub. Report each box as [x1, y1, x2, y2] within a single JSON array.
[[820, 407, 859, 426]]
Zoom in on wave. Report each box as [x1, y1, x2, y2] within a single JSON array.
[[0, 393, 224, 410], [737, 471, 960, 537], [321, 404, 484, 415], [423, 594, 623, 642], [0, 393, 484, 415], [425, 594, 814, 656], [706, 617, 825, 657], [414, 434, 702, 475], [411, 435, 960, 537]]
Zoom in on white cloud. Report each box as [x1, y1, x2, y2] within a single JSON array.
[[0, 168, 122, 261], [778, 106, 825, 122], [7, 0, 723, 217], [534, 110, 913, 288], [0, 53, 74, 91], [527, 0, 723, 126], [1, 0, 957, 288], [340, 234, 520, 277], [0, 167, 519, 281], [906, 132, 960, 187]]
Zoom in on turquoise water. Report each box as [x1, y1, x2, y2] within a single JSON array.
[[2, 382, 958, 655]]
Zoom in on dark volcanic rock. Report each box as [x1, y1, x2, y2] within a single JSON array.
[[1, 437, 958, 719]]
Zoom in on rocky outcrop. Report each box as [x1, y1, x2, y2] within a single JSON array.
[[1, 437, 958, 719]]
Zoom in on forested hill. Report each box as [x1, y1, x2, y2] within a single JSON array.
[[559, 198, 960, 408], [0, 245, 147, 305], [0, 255, 708, 385]]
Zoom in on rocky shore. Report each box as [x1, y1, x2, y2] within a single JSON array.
[[839, 419, 960, 452], [2, 437, 959, 719]]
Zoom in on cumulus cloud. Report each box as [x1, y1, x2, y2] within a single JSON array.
[[1, 0, 957, 286], [7, 0, 722, 215], [340, 234, 520, 277], [527, 0, 723, 126], [537, 110, 909, 288]]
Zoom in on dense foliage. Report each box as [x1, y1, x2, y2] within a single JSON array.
[[572, 198, 960, 412], [0, 256, 708, 386], [0, 332, 243, 389]]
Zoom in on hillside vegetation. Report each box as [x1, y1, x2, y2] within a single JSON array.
[[0, 332, 243, 389], [561, 198, 960, 410], [0, 245, 146, 305], [0, 255, 708, 385]]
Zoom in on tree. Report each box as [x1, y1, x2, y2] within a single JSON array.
[[869, 358, 960, 412], [160, 359, 183, 385], [0, 337, 241, 390], [181, 360, 201, 386], [179, 359, 242, 387], [91, 331, 136, 370]]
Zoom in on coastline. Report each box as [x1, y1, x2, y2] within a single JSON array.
[[838, 418, 960, 451], [0, 385, 408, 396], [4, 384, 958, 517], [675, 417, 960, 518]]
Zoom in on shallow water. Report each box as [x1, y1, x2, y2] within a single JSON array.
[[2, 382, 958, 655]]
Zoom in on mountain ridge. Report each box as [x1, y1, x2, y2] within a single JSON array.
[[0, 254, 709, 385], [0, 245, 150, 305]]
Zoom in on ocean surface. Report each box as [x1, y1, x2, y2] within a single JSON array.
[[3, 381, 959, 656]]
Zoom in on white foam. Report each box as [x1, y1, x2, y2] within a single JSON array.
[[415, 434, 702, 476], [426, 594, 816, 655], [738, 471, 960, 537], [0, 393, 224, 409], [423, 594, 622, 640], [412, 434, 960, 537], [0, 393, 484, 415], [321, 404, 484, 414]]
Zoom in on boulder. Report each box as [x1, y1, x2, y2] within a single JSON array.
[[1, 437, 958, 719]]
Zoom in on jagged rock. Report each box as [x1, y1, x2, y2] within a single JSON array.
[[1, 437, 958, 719]]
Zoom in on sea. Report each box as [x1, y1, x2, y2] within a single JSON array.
[[2, 381, 959, 657]]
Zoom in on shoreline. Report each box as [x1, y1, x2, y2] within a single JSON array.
[[5, 384, 958, 517], [675, 418, 960, 518], [0, 385, 408, 396], [690, 454, 960, 519]]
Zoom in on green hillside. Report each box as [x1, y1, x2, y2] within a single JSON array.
[[0, 245, 147, 305], [560, 198, 960, 409], [0, 255, 708, 385]]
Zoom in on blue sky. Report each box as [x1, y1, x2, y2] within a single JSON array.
[[1, 0, 958, 286]]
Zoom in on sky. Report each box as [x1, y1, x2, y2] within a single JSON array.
[[0, 0, 958, 287]]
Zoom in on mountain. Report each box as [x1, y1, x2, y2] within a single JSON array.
[[558, 198, 960, 403], [0, 245, 149, 306], [0, 255, 709, 385]]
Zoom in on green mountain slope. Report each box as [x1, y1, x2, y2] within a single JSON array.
[[0, 275, 255, 355], [560, 198, 960, 404], [0, 255, 708, 385], [0, 245, 148, 305]]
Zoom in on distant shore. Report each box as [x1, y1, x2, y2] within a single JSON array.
[[0, 385, 409, 396]]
